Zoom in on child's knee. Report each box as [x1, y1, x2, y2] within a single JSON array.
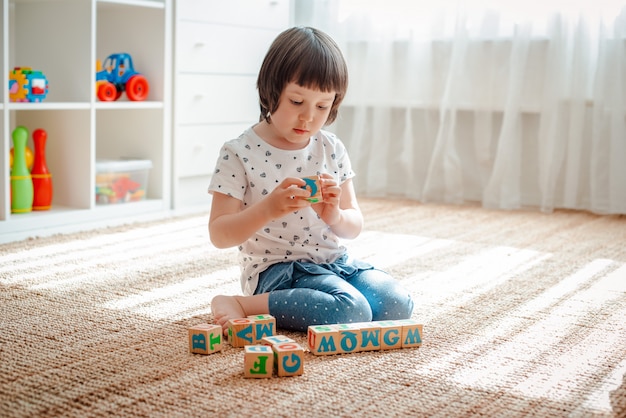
[[398, 291, 415, 318], [336, 293, 373, 324], [374, 287, 414, 321]]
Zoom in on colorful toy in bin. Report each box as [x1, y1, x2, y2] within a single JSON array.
[[9, 67, 49, 102], [95, 53, 149, 101], [95, 159, 151, 204]]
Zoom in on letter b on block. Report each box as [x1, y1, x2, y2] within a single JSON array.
[[188, 324, 223, 355]]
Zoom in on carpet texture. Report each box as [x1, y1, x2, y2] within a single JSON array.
[[1, 198, 625, 417]]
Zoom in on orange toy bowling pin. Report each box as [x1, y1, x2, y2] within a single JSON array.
[[31, 128, 53, 210]]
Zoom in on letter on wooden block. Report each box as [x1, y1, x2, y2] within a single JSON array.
[[399, 319, 423, 348], [333, 323, 362, 354], [308, 325, 339, 355], [358, 323, 382, 352], [301, 175, 322, 203], [273, 342, 304, 377], [244, 345, 274, 378], [189, 323, 223, 355], [378, 321, 402, 350], [248, 314, 276, 343], [261, 335, 295, 346], [228, 318, 255, 347]]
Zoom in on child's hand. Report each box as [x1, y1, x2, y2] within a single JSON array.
[[264, 177, 311, 220], [311, 173, 342, 225]]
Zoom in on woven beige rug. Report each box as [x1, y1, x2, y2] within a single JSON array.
[[1, 198, 625, 417]]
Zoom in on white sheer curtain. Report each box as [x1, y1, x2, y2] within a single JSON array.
[[295, 0, 626, 214]]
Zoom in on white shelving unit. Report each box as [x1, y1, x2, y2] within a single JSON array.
[[0, 0, 171, 243]]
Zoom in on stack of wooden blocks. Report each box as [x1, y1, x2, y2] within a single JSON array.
[[245, 335, 305, 378], [187, 314, 305, 378], [229, 314, 305, 378]]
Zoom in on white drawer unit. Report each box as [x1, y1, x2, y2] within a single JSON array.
[[176, 124, 249, 178], [176, 23, 279, 75], [175, 74, 258, 124], [172, 0, 291, 209], [177, 0, 290, 28]]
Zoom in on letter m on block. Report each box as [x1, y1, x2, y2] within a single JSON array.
[[255, 323, 274, 340], [402, 323, 423, 348], [318, 335, 337, 354]]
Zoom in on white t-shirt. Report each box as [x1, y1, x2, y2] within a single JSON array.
[[208, 126, 355, 295]]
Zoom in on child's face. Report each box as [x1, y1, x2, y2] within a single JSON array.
[[264, 82, 335, 150]]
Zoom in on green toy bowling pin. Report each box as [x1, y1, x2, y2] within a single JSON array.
[[11, 126, 34, 213]]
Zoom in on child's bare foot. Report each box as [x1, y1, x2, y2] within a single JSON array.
[[211, 295, 246, 335]]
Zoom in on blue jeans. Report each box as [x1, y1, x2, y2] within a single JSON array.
[[254, 255, 414, 331]]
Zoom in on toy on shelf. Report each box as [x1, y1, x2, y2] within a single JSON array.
[[31, 129, 53, 211], [9, 67, 49, 102], [95, 53, 149, 101], [10, 126, 34, 213], [96, 176, 143, 204], [10, 145, 34, 171], [95, 159, 151, 204]]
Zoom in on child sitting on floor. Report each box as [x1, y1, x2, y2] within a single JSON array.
[[208, 26, 414, 333]]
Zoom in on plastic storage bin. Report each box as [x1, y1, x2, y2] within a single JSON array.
[[95, 159, 152, 204]]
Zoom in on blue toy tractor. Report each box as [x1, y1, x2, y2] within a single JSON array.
[[95, 53, 149, 101]]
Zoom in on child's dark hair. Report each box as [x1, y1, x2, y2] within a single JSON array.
[[257, 26, 348, 125]]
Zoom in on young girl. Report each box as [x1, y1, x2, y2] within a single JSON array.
[[209, 26, 414, 333]]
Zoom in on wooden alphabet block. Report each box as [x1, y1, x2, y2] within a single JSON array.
[[247, 314, 276, 343], [357, 322, 382, 352], [228, 318, 255, 348], [261, 335, 295, 346], [307, 325, 339, 355], [377, 321, 403, 350], [301, 175, 322, 203], [272, 342, 304, 377], [188, 323, 223, 355], [398, 319, 423, 348], [332, 323, 362, 354], [244, 345, 274, 378]]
